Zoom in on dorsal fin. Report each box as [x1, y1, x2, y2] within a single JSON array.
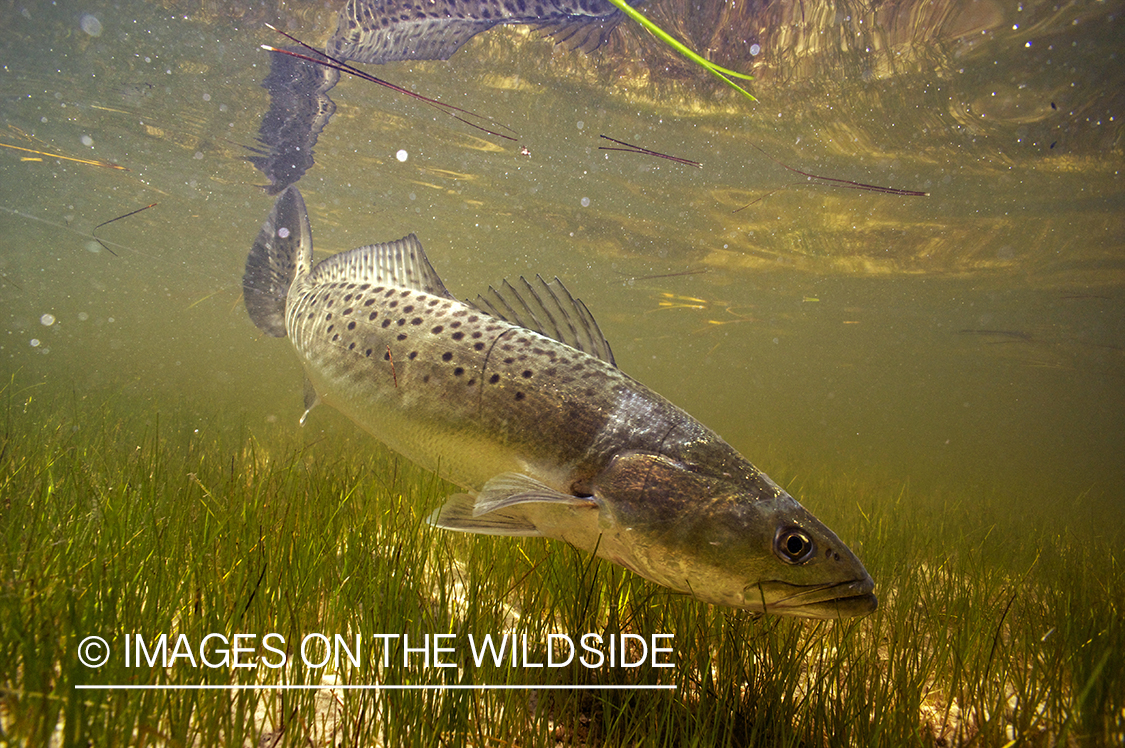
[[307, 233, 454, 298], [474, 276, 616, 366]]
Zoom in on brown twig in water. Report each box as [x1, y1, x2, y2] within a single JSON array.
[[262, 25, 518, 142], [734, 144, 928, 211], [598, 135, 702, 168], [615, 268, 710, 282], [90, 202, 158, 257], [958, 329, 1033, 341]]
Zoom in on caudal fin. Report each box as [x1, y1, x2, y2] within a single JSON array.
[[243, 186, 312, 337]]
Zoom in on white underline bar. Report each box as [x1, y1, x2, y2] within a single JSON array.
[[75, 684, 676, 691]]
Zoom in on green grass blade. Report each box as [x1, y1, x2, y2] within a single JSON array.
[[605, 0, 757, 101]]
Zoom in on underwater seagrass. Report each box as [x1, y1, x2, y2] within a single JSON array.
[[243, 186, 876, 618]]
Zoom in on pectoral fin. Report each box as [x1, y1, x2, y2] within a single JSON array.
[[473, 472, 598, 516], [428, 473, 598, 537], [428, 493, 543, 537]]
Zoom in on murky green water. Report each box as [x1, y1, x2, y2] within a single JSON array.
[[1, 0, 1122, 519]]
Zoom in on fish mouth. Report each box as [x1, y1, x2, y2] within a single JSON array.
[[751, 575, 878, 619]]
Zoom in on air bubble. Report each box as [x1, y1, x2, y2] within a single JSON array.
[[396, 149, 409, 162], [40, 314, 56, 326], [580, 197, 590, 207], [80, 14, 103, 37]]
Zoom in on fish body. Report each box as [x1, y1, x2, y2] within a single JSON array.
[[244, 187, 877, 618], [328, 0, 629, 64]]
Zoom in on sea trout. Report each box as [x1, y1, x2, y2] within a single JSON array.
[[243, 187, 877, 618]]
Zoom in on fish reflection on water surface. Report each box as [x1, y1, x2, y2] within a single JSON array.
[[243, 187, 877, 618], [251, 0, 631, 193]]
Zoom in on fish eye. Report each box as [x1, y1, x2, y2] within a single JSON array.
[[774, 526, 816, 564]]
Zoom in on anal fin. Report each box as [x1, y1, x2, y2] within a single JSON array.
[[299, 376, 321, 425]]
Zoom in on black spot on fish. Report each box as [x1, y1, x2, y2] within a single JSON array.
[[327, 324, 335, 332], [347, 321, 356, 330], [442, 352, 454, 361], [409, 351, 418, 360], [432, 325, 444, 334], [411, 317, 423, 325], [454, 367, 465, 376], [365, 348, 373, 357], [364, 298, 376, 307], [452, 332, 464, 341], [515, 391, 525, 401], [369, 311, 378, 321], [381, 319, 392, 328], [474, 342, 485, 351], [404, 305, 414, 313], [522, 370, 533, 378], [349, 342, 356, 350], [489, 374, 500, 384], [397, 333, 407, 341]]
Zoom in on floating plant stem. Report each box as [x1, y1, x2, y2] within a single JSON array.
[[90, 202, 158, 257], [0, 140, 127, 170], [598, 135, 702, 167], [734, 145, 929, 211]]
